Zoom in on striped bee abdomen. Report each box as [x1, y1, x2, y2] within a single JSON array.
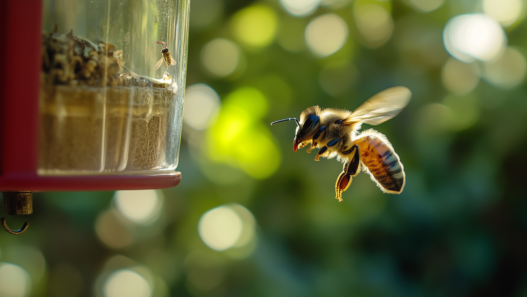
[[354, 131, 405, 193]]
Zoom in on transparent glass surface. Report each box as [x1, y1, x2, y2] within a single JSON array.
[[39, 0, 189, 175]]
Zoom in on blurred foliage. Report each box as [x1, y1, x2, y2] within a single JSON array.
[[4, 0, 527, 296]]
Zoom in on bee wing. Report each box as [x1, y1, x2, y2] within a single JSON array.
[[154, 58, 164, 70], [170, 56, 177, 66], [344, 86, 411, 126]]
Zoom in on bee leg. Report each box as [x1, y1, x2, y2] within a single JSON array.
[[314, 146, 328, 161], [307, 126, 326, 153], [335, 171, 351, 202], [327, 139, 340, 147], [314, 138, 340, 160], [306, 140, 316, 153], [335, 145, 360, 202], [306, 144, 314, 153]]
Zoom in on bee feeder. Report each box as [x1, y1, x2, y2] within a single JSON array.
[[0, 0, 191, 234]]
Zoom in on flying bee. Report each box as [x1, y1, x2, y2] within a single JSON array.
[[155, 41, 177, 71], [271, 86, 411, 202]]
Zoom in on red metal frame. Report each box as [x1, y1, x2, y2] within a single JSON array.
[[0, 0, 181, 191]]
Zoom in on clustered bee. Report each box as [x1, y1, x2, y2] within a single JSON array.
[[42, 27, 168, 88], [42, 27, 125, 87], [271, 87, 411, 202], [155, 41, 177, 71]]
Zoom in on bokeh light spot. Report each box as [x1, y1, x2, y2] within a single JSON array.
[[201, 38, 241, 78], [184, 84, 221, 130], [416, 103, 454, 133], [306, 13, 349, 57], [229, 204, 256, 249], [206, 87, 280, 179], [416, 97, 479, 133], [95, 210, 134, 249], [3, 245, 47, 284], [483, 47, 527, 89], [104, 269, 151, 297], [408, 0, 444, 13], [442, 57, 480, 95], [198, 204, 256, 253], [354, 3, 394, 48], [483, 0, 523, 27], [0, 263, 31, 297], [443, 14, 506, 62], [114, 190, 161, 224], [321, 0, 351, 9], [280, 0, 320, 17], [199, 205, 243, 251], [231, 5, 278, 48]]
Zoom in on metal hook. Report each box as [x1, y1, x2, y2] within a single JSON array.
[[1, 218, 29, 235]]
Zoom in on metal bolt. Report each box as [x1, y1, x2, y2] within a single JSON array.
[[3, 192, 33, 215]]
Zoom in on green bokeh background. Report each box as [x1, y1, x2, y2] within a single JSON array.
[[3, 0, 527, 296]]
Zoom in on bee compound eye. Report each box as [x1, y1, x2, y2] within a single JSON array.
[[335, 119, 343, 125], [302, 115, 319, 133]]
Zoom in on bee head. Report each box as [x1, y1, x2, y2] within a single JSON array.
[[293, 106, 321, 152], [162, 48, 169, 53], [270, 106, 321, 152]]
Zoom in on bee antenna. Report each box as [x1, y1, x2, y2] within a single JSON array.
[[270, 118, 300, 127]]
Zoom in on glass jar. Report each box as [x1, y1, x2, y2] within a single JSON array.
[[39, 0, 189, 175]]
